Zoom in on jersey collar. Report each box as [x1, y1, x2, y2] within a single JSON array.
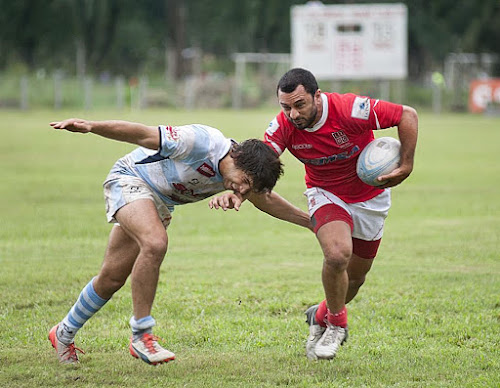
[[304, 93, 328, 132]]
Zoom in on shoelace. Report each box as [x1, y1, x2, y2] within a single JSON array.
[[320, 326, 342, 345], [312, 326, 325, 335], [62, 343, 85, 361], [140, 334, 165, 354]]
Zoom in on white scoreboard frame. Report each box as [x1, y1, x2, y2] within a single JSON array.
[[291, 3, 408, 80]]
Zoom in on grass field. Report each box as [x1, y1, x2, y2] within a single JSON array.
[[0, 108, 499, 387]]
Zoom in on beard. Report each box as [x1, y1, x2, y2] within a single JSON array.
[[287, 106, 318, 130]]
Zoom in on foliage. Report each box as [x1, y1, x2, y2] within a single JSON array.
[[0, 109, 499, 387], [0, 0, 498, 78]]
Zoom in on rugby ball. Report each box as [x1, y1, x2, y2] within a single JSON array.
[[356, 137, 401, 186]]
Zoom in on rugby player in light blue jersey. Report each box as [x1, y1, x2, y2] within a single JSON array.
[[47, 118, 311, 365]]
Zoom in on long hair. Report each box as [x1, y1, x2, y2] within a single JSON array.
[[231, 139, 283, 193], [276, 68, 318, 96]]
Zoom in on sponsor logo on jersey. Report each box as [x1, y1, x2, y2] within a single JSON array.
[[197, 162, 216, 177], [351, 97, 370, 120], [164, 126, 179, 141], [172, 183, 198, 199], [291, 143, 313, 150], [298, 145, 360, 166], [331, 131, 349, 145], [266, 118, 280, 136]]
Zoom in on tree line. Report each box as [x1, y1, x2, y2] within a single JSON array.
[[0, 0, 498, 79]]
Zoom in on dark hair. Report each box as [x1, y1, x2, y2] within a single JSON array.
[[231, 139, 283, 193], [277, 68, 318, 96]]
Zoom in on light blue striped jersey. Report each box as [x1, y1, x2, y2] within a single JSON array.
[[105, 124, 232, 208]]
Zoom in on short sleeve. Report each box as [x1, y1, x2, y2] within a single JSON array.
[[337, 93, 402, 133], [158, 125, 206, 161], [371, 99, 403, 130], [264, 117, 286, 155]]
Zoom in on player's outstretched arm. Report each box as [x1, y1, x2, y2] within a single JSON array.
[[49, 118, 160, 150], [377, 105, 418, 188], [247, 191, 312, 230], [209, 191, 312, 230]]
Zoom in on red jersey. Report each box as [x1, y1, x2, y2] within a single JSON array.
[[264, 92, 403, 203]]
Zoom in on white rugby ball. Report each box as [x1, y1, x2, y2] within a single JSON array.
[[356, 137, 401, 186]]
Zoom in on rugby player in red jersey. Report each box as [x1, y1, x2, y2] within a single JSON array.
[[210, 68, 418, 360]]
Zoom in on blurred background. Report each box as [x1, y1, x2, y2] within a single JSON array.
[[0, 0, 499, 112]]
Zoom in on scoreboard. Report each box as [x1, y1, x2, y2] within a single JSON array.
[[291, 3, 408, 80]]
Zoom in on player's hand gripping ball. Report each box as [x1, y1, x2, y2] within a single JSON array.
[[356, 137, 401, 186]]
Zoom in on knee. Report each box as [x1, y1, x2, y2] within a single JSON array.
[[323, 245, 351, 272], [139, 235, 168, 264]]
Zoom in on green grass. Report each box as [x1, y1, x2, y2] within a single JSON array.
[[0, 109, 499, 387]]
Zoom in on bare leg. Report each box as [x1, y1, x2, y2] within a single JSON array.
[[111, 199, 175, 364], [345, 254, 373, 304], [93, 224, 140, 299], [51, 199, 172, 365], [312, 221, 352, 360], [316, 221, 352, 314], [52, 223, 140, 352], [113, 199, 168, 320]]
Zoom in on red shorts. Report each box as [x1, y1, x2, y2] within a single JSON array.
[[311, 204, 381, 259]]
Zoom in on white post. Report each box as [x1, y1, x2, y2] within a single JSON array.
[[116, 76, 125, 110], [138, 76, 148, 109], [331, 80, 342, 93], [53, 70, 63, 110], [76, 40, 86, 79], [184, 76, 196, 110], [84, 76, 92, 111], [166, 48, 177, 84], [432, 84, 442, 114], [232, 55, 245, 109], [393, 79, 405, 104], [379, 80, 390, 101], [431, 72, 445, 114], [20, 76, 29, 110]]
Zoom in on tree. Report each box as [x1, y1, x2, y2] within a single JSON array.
[[69, 0, 121, 75], [0, 0, 66, 69], [0, 0, 498, 77]]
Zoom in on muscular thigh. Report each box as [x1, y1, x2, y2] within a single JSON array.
[[99, 224, 140, 280], [100, 199, 167, 278], [104, 176, 172, 228], [114, 198, 168, 248], [316, 220, 353, 260], [305, 187, 390, 242]]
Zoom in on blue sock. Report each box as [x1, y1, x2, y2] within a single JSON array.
[[130, 315, 156, 341], [58, 277, 109, 345]]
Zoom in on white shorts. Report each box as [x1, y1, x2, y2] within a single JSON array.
[[103, 176, 172, 228], [304, 187, 391, 241]]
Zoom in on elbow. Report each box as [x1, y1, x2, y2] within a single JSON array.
[[402, 105, 418, 124], [400, 105, 419, 136]]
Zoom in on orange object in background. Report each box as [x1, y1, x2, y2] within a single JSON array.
[[469, 79, 500, 113]]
